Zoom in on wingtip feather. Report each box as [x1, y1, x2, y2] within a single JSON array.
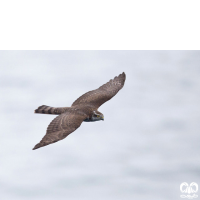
[[32, 143, 41, 150]]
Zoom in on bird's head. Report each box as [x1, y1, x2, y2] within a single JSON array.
[[92, 110, 104, 121]]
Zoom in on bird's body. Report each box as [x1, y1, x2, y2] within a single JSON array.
[[33, 72, 126, 150]]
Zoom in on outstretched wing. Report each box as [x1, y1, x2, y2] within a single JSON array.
[[33, 111, 87, 150], [72, 72, 126, 109]]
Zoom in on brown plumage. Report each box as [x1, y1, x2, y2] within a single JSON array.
[[33, 72, 126, 150]]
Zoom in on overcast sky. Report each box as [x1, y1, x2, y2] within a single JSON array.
[[1, 51, 200, 200]]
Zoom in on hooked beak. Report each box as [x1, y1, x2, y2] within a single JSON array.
[[101, 116, 104, 121]]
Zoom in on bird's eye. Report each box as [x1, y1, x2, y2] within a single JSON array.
[[95, 115, 100, 118]]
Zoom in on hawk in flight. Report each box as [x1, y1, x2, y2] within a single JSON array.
[[33, 72, 126, 150]]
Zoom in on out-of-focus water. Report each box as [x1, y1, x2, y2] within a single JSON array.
[[0, 51, 200, 200]]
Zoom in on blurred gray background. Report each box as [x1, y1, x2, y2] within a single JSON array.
[[0, 51, 200, 200]]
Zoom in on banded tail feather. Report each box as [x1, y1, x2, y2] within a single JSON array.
[[34, 105, 70, 115]]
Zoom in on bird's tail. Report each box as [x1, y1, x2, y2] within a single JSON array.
[[34, 105, 70, 115]]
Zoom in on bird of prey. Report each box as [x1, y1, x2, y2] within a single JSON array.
[[33, 72, 126, 150]]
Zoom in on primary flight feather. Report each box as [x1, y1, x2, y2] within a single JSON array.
[[33, 72, 126, 150]]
